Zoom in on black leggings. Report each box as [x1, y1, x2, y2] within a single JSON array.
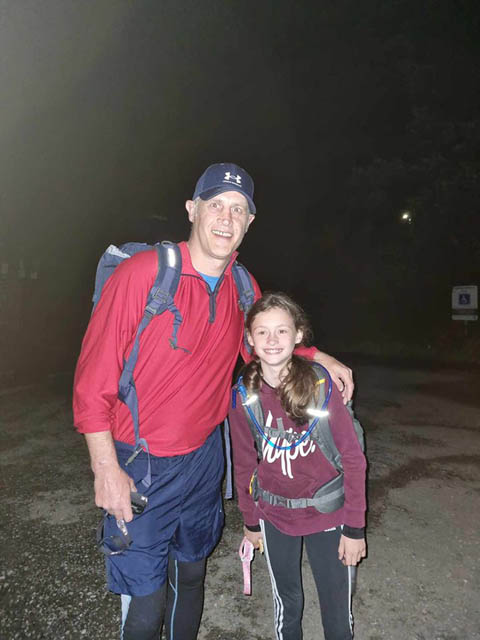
[[262, 520, 354, 640], [122, 556, 206, 640]]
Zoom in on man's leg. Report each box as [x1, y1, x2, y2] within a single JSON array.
[[262, 519, 304, 640], [103, 442, 188, 639], [304, 527, 353, 640], [122, 583, 167, 640], [164, 556, 207, 640], [165, 427, 224, 638]]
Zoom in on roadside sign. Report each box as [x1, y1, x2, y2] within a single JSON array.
[[452, 285, 478, 321]]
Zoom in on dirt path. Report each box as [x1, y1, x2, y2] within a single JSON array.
[[0, 363, 479, 639]]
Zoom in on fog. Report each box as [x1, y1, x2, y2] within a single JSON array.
[[1, 1, 479, 383]]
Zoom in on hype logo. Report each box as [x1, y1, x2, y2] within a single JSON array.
[[262, 411, 316, 479]]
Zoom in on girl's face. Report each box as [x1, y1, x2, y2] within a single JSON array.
[[247, 307, 303, 370]]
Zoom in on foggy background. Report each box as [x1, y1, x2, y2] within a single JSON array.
[[1, 0, 479, 385]]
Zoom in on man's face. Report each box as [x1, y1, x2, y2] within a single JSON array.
[[186, 191, 255, 263]]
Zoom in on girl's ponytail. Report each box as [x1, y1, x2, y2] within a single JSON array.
[[278, 355, 319, 425], [242, 357, 263, 394]]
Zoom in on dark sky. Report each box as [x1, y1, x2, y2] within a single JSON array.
[[1, 1, 479, 376]]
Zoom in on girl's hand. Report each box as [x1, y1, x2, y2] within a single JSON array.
[[244, 526, 264, 551], [338, 534, 366, 566]]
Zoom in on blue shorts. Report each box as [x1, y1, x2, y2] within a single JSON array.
[[104, 427, 225, 596]]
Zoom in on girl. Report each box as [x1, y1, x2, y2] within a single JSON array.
[[229, 292, 367, 640]]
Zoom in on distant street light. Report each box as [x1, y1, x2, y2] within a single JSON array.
[[400, 210, 413, 224]]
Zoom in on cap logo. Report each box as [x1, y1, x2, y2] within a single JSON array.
[[223, 171, 242, 185]]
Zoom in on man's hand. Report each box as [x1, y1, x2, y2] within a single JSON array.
[[243, 526, 263, 551], [85, 431, 137, 522], [313, 351, 354, 403], [94, 464, 136, 522], [338, 535, 366, 566]]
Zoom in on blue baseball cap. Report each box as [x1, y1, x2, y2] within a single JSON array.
[[193, 162, 256, 214]]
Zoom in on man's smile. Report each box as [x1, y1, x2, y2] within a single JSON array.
[[212, 229, 233, 238]]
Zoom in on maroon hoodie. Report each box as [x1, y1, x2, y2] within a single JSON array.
[[229, 378, 367, 536]]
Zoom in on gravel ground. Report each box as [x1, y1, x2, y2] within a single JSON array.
[[0, 362, 479, 639]]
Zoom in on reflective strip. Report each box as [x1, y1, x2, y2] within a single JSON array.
[[307, 408, 330, 418], [243, 394, 258, 406], [166, 245, 177, 267], [120, 594, 132, 639], [168, 559, 179, 640]]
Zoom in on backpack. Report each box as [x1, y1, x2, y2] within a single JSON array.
[[233, 361, 365, 513], [92, 241, 255, 487]]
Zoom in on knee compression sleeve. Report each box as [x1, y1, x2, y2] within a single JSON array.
[[166, 558, 206, 640], [122, 584, 167, 640]]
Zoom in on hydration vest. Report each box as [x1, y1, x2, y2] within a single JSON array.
[[233, 362, 365, 513]]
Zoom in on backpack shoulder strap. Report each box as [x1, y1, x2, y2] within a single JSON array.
[[235, 377, 265, 459], [117, 242, 184, 483], [345, 401, 365, 452], [231, 261, 255, 354], [308, 362, 343, 472], [147, 242, 181, 310], [310, 415, 343, 472], [146, 242, 183, 348], [231, 261, 255, 312], [308, 362, 365, 470]]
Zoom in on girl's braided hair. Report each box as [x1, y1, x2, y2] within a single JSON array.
[[242, 292, 319, 426]]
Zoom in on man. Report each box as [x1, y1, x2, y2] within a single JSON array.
[[73, 162, 353, 640]]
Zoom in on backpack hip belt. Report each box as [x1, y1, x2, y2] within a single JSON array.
[[249, 466, 346, 514]]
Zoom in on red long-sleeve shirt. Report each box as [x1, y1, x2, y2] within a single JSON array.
[[229, 379, 367, 535], [73, 242, 316, 457]]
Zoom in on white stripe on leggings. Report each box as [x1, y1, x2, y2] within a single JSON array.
[[260, 519, 285, 640], [347, 565, 355, 636]]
